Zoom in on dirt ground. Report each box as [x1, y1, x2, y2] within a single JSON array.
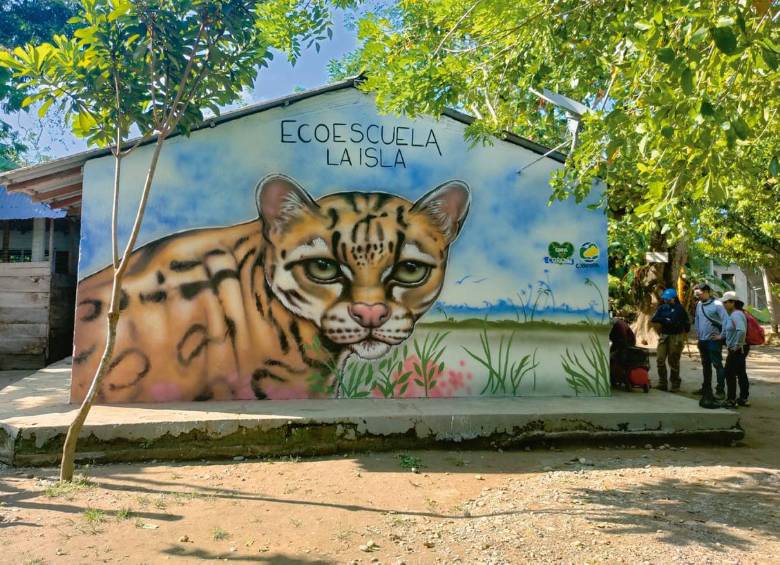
[[1, 343, 778, 565]]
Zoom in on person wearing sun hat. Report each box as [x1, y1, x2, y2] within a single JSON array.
[[721, 290, 750, 407], [651, 288, 690, 391]]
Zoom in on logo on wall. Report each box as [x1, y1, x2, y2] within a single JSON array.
[[576, 242, 600, 269], [544, 241, 575, 265]]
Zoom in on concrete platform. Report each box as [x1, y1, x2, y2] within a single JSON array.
[[0, 359, 743, 466]]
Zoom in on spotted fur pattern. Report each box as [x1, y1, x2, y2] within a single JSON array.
[[71, 174, 470, 402]]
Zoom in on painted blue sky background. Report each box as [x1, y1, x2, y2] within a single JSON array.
[[80, 88, 607, 318]]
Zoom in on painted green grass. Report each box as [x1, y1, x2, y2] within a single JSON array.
[[561, 333, 611, 396], [462, 325, 539, 395], [373, 344, 411, 398], [339, 360, 375, 398], [411, 331, 449, 397]]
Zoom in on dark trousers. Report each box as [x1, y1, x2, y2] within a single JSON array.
[[725, 345, 750, 401], [698, 340, 725, 393]]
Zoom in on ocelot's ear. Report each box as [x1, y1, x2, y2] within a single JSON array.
[[411, 180, 471, 243], [256, 174, 318, 233]]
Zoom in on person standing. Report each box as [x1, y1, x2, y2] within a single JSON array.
[[693, 284, 729, 399], [651, 288, 690, 391], [721, 291, 750, 407]]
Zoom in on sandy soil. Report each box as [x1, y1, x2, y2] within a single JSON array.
[[1, 343, 778, 565]]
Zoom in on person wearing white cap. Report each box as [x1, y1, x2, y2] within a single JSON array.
[[721, 291, 750, 407]]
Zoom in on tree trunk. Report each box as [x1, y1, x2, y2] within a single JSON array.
[[762, 266, 779, 334], [632, 235, 688, 348], [60, 136, 166, 481]]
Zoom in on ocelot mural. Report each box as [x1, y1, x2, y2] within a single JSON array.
[[71, 86, 608, 403]]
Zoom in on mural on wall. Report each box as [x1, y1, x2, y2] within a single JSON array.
[[71, 86, 609, 403]]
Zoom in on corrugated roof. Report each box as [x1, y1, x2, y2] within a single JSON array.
[[0, 77, 566, 215], [0, 186, 66, 220]]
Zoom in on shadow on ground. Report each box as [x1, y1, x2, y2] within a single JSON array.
[[160, 546, 335, 564], [568, 469, 780, 551]]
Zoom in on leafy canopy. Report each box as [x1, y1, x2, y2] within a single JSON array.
[[0, 0, 77, 169], [347, 0, 780, 266], [0, 0, 351, 147]]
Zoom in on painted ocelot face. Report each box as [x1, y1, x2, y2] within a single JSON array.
[[258, 174, 470, 359]]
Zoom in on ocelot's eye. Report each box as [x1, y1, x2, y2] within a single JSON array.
[[303, 258, 341, 283], [392, 261, 431, 285]]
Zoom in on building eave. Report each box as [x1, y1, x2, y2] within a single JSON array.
[[0, 76, 566, 215]]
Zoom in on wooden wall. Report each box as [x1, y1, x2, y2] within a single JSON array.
[[0, 261, 75, 369]]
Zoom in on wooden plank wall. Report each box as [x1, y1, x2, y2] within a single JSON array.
[[49, 273, 77, 362], [0, 261, 51, 369]]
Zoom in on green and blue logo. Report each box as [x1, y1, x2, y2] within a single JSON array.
[[578, 242, 600, 263]]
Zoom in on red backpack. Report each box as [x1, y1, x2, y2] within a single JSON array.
[[744, 311, 766, 346]]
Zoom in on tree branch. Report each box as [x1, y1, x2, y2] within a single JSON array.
[[432, 0, 482, 58]]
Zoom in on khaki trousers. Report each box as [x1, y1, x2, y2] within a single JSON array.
[[657, 333, 685, 387]]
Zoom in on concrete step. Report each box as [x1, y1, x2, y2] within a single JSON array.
[[0, 361, 742, 467]]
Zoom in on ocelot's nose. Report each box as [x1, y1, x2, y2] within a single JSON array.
[[348, 302, 390, 328]]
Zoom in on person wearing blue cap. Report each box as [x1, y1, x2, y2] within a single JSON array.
[[651, 288, 690, 391]]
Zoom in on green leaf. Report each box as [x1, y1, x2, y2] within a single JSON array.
[[633, 21, 652, 31], [731, 117, 750, 140], [770, 156, 780, 178], [657, 47, 675, 64], [711, 27, 738, 55], [37, 97, 55, 117], [20, 94, 39, 108], [700, 100, 715, 118], [680, 67, 694, 95], [761, 47, 778, 70], [660, 126, 674, 138]]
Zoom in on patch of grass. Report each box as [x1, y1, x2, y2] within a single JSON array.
[[212, 527, 230, 541], [115, 507, 132, 520], [83, 508, 104, 524], [44, 475, 94, 499], [153, 496, 167, 510], [172, 490, 203, 503], [334, 528, 355, 542], [398, 454, 423, 470], [135, 495, 150, 507]]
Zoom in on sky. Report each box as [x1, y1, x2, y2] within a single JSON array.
[[2, 9, 358, 160]]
